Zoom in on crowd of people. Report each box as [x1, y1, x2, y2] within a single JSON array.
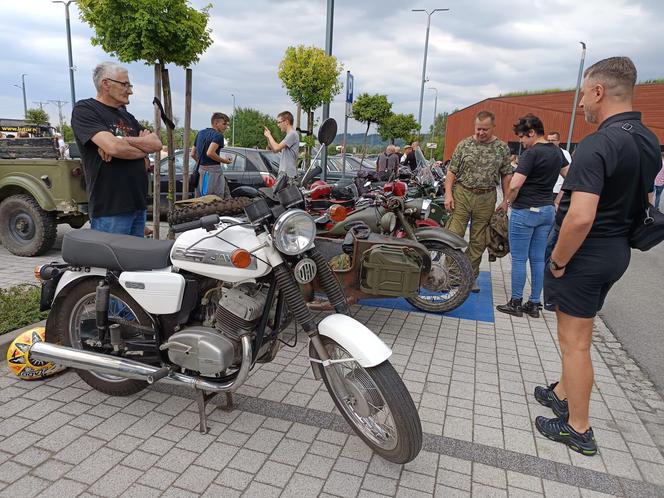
[[68, 56, 663, 458]]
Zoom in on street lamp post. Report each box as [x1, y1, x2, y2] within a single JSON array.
[[53, 1, 77, 106], [566, 42, 587, 153], [412, 8, 449, 134], [13, 74, 28, 118], [231, 93, 236, 146], [428, 87, 438, 160]]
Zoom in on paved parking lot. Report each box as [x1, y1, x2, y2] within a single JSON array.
[[1, 233, 664, 497]]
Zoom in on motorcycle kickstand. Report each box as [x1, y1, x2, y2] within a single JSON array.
[[195, 391, 235, 434]]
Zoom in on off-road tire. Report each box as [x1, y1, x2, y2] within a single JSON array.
[[50, 278, 152, 396], [406, 240, 473, 313], [0, 194, 57, 256], [168, 196, 252, 226]]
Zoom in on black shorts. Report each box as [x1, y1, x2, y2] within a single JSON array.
[[543, 227, 631, 318]]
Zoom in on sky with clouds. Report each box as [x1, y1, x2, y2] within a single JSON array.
[[1, 0, 662, 135]]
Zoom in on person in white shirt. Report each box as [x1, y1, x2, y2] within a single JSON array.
[[547, 131, 572, 210]]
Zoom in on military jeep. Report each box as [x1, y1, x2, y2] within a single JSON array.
[[0, 137, 88, 256]]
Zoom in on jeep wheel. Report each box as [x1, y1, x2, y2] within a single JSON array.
[[0, 194, 57, 256]]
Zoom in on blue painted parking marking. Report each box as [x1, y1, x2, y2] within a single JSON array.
[[358, 271, 494, 323]]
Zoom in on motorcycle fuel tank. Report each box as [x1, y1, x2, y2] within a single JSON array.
[[170, 222, 271, 281]]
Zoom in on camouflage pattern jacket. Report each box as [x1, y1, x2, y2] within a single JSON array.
[[448, 137, 512, 189], [486, 210, 509, 262]]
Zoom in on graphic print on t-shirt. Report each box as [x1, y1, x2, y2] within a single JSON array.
[[110, 120, 135, 138]]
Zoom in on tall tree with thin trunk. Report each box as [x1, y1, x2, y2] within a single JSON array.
[[278, 45, 343, 167], [77, 0, 212, 237], [352, 93, 392, 159]]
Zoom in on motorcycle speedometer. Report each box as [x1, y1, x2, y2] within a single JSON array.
[[273, 209, 316, 255]]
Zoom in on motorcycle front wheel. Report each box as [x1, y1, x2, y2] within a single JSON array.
[[406, 240, 473, 313], [310, 337, 422, 464]]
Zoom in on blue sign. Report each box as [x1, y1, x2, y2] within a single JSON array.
[[346, 72, 354, 103]]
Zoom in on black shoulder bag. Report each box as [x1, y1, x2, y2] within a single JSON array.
[[613, 122, 664, 251]]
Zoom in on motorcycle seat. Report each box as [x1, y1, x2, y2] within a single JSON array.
[[62, 229, 174, 271]]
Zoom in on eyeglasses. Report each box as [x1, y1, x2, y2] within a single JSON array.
[[105, 78, 133, 90]]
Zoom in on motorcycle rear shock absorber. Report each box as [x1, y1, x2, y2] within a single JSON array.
[[307, 248, 350, 315], [95, 280, 110, 344]]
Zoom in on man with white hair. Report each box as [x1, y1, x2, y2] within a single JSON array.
[[71, 61, 162, 236], [376, 144, 399, 180]]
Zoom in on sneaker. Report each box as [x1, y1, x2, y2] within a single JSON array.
[[534, 382, 569, 419], [522, 301, 542, 318], [535, 416, 597, 456], [496, 298, 523, 317]]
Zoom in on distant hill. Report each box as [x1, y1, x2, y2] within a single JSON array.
[[332, 132, 407, 148]]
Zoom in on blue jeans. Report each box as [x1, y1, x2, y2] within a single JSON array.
[[509, 205, 556, 302], [91, 210, 146, 237], [655, 185, 664, 211]]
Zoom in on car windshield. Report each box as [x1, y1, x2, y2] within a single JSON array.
[[159, 151, 190, 175]]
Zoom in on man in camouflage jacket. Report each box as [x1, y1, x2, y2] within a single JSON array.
[[444, 110, 513, 291]]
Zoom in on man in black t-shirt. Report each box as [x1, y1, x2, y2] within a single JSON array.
[[534, 57, 661, 457], [71, 62, 162, 237]]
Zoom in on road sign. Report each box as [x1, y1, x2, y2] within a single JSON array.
[[346, 72, 354, 104], [426, 142, 437, 149]]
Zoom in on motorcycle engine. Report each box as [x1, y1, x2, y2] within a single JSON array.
[[215, 283, 268, 342], [164, 283, 268, 377]]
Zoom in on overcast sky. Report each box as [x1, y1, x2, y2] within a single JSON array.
[[1, 0, 662, 135]]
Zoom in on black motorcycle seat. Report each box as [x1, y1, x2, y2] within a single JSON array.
[[62, 229, 174, 271]]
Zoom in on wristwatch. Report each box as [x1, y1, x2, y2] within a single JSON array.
[[549, 259, 566, 271]]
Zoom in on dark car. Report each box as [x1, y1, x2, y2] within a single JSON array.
[[150, 147, 280, 215], [304, 155, 375, 182]]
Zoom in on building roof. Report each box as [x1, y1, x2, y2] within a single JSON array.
[[444, 84, 664, 159]]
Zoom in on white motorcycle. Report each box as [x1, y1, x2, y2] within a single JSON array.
[[30, 123, 422, 464]]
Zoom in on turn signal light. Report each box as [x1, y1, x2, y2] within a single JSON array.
[[231, 249, 252, 268], [329, 204, 347, 222], [34, 265, 43, 282]]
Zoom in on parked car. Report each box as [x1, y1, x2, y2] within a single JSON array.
[[304, 155, 375, 182], [149, 147, 280, 215]]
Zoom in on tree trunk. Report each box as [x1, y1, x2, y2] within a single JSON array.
[[361, 122, 370, 161], [182, 68, 193, 201], [161, 67, 176, 239], [305, 111, 313, 169], [152, 63, 162, 239]]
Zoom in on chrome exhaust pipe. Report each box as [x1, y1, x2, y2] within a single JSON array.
[[29, 335, 253, 393]]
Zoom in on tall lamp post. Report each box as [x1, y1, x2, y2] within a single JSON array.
[[53, 1, 77, 107], [566, 41, 587, 152], [231, 93, 236, 146], [412, 8, 449, 135], [428, 87, 438, 159], [13, 74, 28, 118]]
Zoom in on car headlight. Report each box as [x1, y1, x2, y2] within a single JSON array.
[[273, 209, 316, 255], [422, 198, 432, 218]]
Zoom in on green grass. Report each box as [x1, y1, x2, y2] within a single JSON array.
[[0, 284, 47, 335]]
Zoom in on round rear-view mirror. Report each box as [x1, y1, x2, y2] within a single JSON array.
[[317, 118, 338, 146]]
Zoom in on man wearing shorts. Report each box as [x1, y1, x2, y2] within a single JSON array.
[[535, 57, 661, 456]]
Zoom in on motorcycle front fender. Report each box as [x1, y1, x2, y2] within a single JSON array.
[[310, 314, 392, 378], [414, 226, 468, 250]]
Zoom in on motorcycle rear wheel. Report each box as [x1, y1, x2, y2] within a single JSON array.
[[50, 278, 152, 396], [311, 337, 422, 464], [406, 240, 473, 313]]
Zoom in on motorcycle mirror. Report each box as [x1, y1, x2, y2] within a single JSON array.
[[317, 118, 338, 146], [301, 165, 323, 187]]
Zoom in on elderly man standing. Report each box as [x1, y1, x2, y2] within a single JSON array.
[[71, 61, 162, 236], [376, 144, 399, 180], [536, 57, 661, 456], [444, 110, 513, 291]]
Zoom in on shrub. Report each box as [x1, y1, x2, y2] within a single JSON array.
[[0, 284, 47, 335]]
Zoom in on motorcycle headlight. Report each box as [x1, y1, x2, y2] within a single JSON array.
[[422, 198, 432, 218], [273, 209, 316, 255]]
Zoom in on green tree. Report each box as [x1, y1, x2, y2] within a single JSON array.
[[378, 113, 418, 144], [226, 107, 282, 149], [61, 123, 74, 143], [352, 93, 392, 158], [278, 45, 343, 165], [139, 119, 154, 132], [25, 108, 50, 127], [77, 0, 213, 225]]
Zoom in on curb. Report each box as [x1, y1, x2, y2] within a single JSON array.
[[0, 319, 46, 359]]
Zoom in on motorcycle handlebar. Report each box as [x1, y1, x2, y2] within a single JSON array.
[[172, 214, 220, 234]]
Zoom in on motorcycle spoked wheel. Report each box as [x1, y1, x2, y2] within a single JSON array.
[[310, 337, 422, 464], [50, 278, 153, 396], [406, 240, 473, 313]]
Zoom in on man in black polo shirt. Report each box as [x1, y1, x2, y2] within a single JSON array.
[[534, 57, 661, 455]]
